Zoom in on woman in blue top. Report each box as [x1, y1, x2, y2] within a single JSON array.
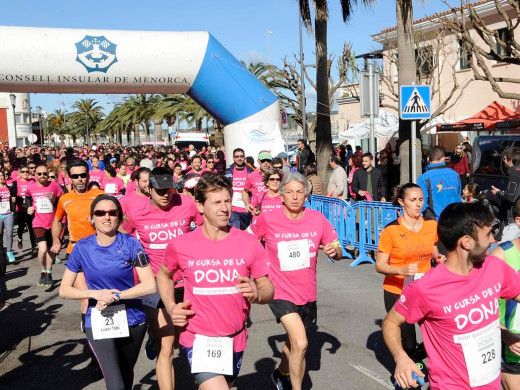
[[59, 194, 156, 390]]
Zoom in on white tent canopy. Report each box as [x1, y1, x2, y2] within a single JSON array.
[[339, 110, 399, 140]]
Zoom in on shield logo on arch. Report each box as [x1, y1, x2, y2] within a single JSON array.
[[75, 35, 118, 73]]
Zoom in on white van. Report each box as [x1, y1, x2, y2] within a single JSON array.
[[173, 131, 210, 151]]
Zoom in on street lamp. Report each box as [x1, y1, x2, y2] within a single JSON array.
[[36, 106, 43, 146], [9, 94, 18, 148]]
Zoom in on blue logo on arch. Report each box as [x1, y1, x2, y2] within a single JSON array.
[[249, 129, 274, 144], [75, 35, 117, 73]]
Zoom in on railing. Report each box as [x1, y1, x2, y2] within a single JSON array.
[[306, 195, 401, 267]]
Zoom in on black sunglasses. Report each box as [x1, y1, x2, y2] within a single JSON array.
[[20, 170, 29, 173], [48, 175, 56, 179], [233, 155, 245, 158], [269, 177, 281, 182], [70, 173, 88, 179], [36, 172, 48, 176], [93, 209, 119, 217]]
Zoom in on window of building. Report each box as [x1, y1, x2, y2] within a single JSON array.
[[495, 27, 511, 58], [415, 46, 434, 78], [459, 39, 470, 70]]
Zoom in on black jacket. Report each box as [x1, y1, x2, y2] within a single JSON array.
[[351, 166, 386, 201], [297, 146, 315, 173], [498, 165, 520, 223], [225, 163, 253, 181]]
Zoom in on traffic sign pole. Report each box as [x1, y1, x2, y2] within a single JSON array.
[[369, 63, 375, 158]]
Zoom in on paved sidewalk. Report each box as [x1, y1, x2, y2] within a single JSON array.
[[0, 235, 405, 390]]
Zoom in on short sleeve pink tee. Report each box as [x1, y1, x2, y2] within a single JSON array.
[[251, 193, 283, 214], [250, 208, 338, 305], [244, 170, 268, 206], [395, 256, 520, 389], [163, 227, 269, 352], [124, 193, 203, 274], [231, 166, 248, 213], [26, 181, 63, 229], [119, 190, 149, 215], [101, 177, 125, 198], [126, 180, 137, 194], [89, 170, 105, 186]]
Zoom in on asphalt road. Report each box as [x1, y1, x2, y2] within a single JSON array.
[[0, 236, 409, 390]]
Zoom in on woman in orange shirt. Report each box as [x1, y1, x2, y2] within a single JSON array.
[[376, 183, 445, 361]]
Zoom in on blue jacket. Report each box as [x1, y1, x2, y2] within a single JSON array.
[[417, 162, 461, 221]]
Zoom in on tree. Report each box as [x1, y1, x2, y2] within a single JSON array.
[[46, 109, 70, 147], [298, 0, 375, 183], [441, 0, 520, 99], [70, 98, 105, 146]]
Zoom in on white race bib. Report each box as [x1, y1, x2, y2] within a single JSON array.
[[0, 201, 10, 214], [142, 292, 161, 309], [91, 304, 130, 340], [404, 272, 425, 287], [191, 334, 233, 375], [105, 183, 117, 194], [35, 197, 53, 214], [232, 191, 245, 208], [454, 319, 501, 387], [277, 239, 310, 271]]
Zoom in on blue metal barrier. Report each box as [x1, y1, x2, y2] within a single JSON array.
[[307, 196, 401, 267]]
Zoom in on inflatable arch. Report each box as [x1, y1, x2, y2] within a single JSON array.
[[0, 26, 285, 157]]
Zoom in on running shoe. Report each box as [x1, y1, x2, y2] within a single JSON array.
[[17, 239, 22, 250], [6, 252, 15, 263], [54, 256, 62, 264], [38, 272, 47, 287], [272, 368, 292, 390], [45, 272, 53, 287], [145, 334, 158, 360]]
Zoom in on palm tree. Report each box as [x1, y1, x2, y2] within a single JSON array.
[[298, 0, 375, 182], [71, 98, 105, 145], [178, 95, 210, 131], [152, 94, 184, 144], [46, 109, 70, 147]]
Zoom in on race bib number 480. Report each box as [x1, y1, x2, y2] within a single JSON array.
[[91, 304, 130, 340], [191, 334, 233, 375], [277, 239, 310, 271]]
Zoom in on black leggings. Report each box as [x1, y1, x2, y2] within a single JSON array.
[[16, 210, 36, 246], [86, 323, 147, 390], [384, 290, 417, 359]]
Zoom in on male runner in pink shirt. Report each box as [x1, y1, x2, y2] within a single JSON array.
[[157, 172, 274, 390], [119, 167, 150, 215], [383, 202, 520, 390], [26, 164, 63, 287], [124, 167, 202, 390], [250, 172, 342, 390]]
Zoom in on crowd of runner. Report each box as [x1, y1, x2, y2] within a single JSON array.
[[3, 140, 520, 390]]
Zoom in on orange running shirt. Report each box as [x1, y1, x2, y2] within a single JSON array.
[[55, 188, 105, 254], [377, 216, 438, 295]]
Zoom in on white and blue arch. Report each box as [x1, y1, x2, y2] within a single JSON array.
[[0, 26, 284, 157]]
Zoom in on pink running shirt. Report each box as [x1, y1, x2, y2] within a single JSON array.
[[231, 166, 248, 213], [162, 227, 269, 352], [89, 169, 105, 186], [250, 208, 338, 305], [101, 176, 125, 198], [126, 180, 137, 194], [124, 193, 202, 274], [26, 181, 63, 229], [119, 190, 150, 215], [395, 256, 520, 389], [251, 193, 283, 214], [244, 170, 268, 207]]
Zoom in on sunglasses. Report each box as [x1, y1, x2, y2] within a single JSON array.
[[273, 165, 283, 169], [207, 161, 215, 164], [154, 188, 174, 196], [93, 209, 119, 217], [260, 159, 272, 163], [233, 155, 245, 158], [48, 175, 56, 179], [28, 167, 36, 170], [20, 170, 29, 173], [36, 172, 48, 176], [70, 173, 88, 179], [269, 177, 281, 182]]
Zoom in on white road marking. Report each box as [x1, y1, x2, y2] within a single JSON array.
[[350, 364, 394, 389]]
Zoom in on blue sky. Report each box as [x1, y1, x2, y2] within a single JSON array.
[[0, 0, 449, 117]]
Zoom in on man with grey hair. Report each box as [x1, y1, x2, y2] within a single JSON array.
[[250, 172, 342, 390]]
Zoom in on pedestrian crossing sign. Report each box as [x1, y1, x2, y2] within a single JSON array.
[[400, 85, 431, 120]]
